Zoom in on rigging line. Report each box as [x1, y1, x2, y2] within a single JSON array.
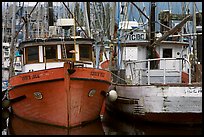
[[130, 2, 133, 20], [195, 3, 201, 13], [93, 2, 105, 36], [101, 3, 106, 33], [62, 2, 89, 38], [137, 2, 144, 23], [13, 2, 39, 41], [142, 2, 148, 23], [131, 2, 149, 21], [138, 6, 145, 24], [110, 71, 129, 83], [155, 20, 171, 30], [101, 3, 113, 39]]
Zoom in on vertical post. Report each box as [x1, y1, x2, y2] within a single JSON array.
[[149, 2, 157, 69], [179, 58, 182, 83], [43, 45, 47, 70], [9, 2, 16, 78], [192, 2, 197, 82], [84, 2, 91, 37], [193, 2, 197, 64], [110, 2, 116, 41], [95, 43, 100, 69], [182, 58, 191, 84], [48, 2, 54, 26], [116, 2, 121, 83], [139, 67, 142, 85], [37, 3, 40, 37], [188, 59, 191, 84], [150, 2, 156, 49], [148, 60, 150, 85], [117, 2, 121, 70], [24, 11, 29, 40], [163, 59, 166, 84], [2, 2, 5, 42]]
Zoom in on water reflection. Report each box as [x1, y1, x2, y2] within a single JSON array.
[[4, 110, 202, 135], [102, 110, 202, 135], [8, 114, 105, 135]]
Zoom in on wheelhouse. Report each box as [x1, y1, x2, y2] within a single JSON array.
[[19, 37, 94, 73]]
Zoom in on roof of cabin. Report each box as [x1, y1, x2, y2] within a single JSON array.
[[18, 37, 95, 50]]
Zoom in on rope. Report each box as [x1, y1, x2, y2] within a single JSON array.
[[110, 71, 129, 83]]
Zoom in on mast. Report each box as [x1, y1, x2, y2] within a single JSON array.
[[9, 2, 17, 78], [84, 2, 91, 37], [192, 2, 197, 64], [105, 3, 110, 40], [117, 2, 121, 70], [150, 2, 156, 53], [110, 2, 116, 41], [192, 2, 197, 81], [37, 3, 40, 37], [149, 2, 157, 69], [2, 2, 5, 42], [48, 2, 54, 27], [109, 2, 116, 70]]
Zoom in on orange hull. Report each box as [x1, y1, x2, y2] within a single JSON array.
[[8, 62, 111, 127]]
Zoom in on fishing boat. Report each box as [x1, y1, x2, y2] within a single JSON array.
[[105, 2, 202, 125], [6, 2, 113, 128]]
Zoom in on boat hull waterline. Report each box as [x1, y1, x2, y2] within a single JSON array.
[[106, 84, 202, 125]]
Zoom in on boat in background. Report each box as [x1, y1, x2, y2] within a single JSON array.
[[7, 2, 113, 128], [2, 42, 22, 91], [105, 2, 202, 125]]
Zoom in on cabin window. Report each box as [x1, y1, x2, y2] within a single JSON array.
[[79, 44, 92, 61], [44, 45, 57, 62], [163, 48, 172, 58], [62, 44, 75, 59], [25, 46, 39, 64]]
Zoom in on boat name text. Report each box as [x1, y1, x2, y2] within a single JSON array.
[[22, 74, 40, 81], [90, 72, 105, 77], [185, 89, 202, 94], [125, 33, 145, 41]]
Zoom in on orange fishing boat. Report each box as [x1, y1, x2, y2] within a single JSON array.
[[8, 36, 112, 128], [6, 2, 116, 128]]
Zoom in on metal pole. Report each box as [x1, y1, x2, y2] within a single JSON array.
[[117, 2, 121, 70], [148, 60, 150, 85], [193, 2, 197, 64], [163, 59, 166, 84], [9, 2, 16, 78]]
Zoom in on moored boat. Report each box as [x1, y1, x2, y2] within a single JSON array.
[[105, 2, 202, 125], [7, 2, 113, 128], [8, 37, 112, 128]]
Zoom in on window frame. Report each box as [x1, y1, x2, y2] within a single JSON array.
[[79, 44, 92, 61], [43, 45, 58, 62], [163, 48, 172, 58], [25, 46, 39, 64]]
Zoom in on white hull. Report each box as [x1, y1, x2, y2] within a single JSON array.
[[106, 84, 202, 124]]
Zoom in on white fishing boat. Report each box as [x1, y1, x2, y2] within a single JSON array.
[[105, 2, 202, 125]]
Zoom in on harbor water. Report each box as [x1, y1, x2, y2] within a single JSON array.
[[2, 108, 202, 135]]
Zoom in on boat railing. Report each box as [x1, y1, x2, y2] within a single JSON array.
[[125, 58, 191, 85]]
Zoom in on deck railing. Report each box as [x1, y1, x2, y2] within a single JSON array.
[[125, 58, 191, 85]]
